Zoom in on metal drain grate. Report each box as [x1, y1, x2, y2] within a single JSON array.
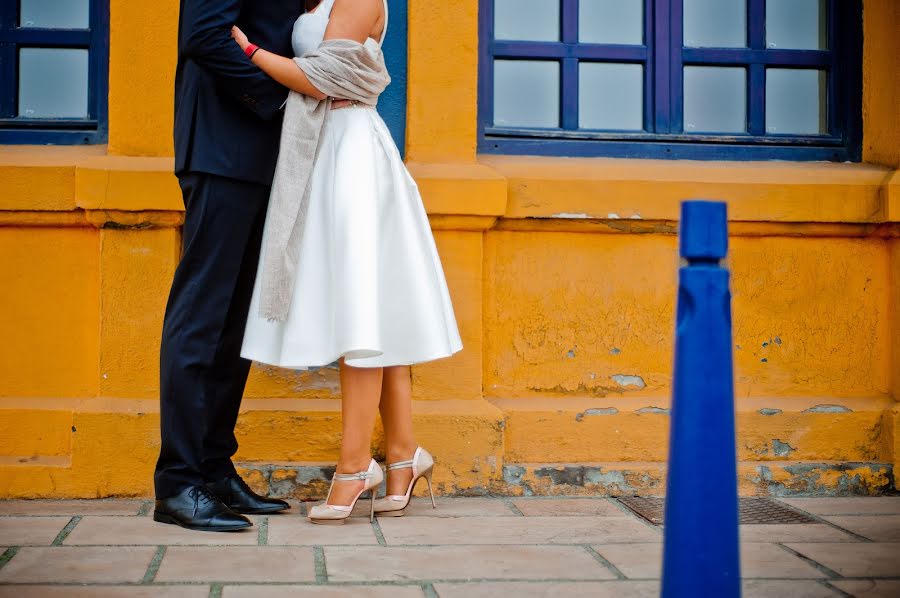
[[617, 496, 816, 526]]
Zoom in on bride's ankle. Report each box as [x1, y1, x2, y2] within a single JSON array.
[[335, 458, 371, 474], [385, 444, 418, 464]]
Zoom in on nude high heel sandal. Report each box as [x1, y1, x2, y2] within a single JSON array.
[[373, 447, 436, 517], [308, 459, 384, 525]]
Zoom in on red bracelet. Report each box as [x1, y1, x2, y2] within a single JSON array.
[[244, 43, 259, 59]]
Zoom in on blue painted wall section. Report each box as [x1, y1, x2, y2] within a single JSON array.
[[662, 201, 741, 597], [377, 0, 408, 156]]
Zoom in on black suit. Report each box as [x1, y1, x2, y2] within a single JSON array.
[[155, 0, 304, 499]]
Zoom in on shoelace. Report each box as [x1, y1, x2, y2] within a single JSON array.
[[187, 485, 219, 517]]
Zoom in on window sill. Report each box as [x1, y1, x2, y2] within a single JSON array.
[[1, 146, 897, 225], [478, 154, 897, 224], [0, 146, 177, 212]]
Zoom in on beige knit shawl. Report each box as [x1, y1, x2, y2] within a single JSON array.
[[259, 38, 391, 321]]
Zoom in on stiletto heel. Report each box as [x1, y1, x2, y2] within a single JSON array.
[[308, 459, 384, 525], [424, 469, 436, 509], [373, 447, 436, 517]]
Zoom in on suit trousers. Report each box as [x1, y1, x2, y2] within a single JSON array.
[[154, 172, 269, 499]]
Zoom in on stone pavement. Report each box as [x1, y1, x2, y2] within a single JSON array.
[[0, 496, 898, 597]]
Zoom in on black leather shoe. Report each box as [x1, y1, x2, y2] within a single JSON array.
[[207, 474, 291, 514], [153, 485, 252, 532]]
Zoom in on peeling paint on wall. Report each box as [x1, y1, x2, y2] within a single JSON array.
[[636, 406, 670, 415], [551, 212, 591, 219], [772, 439, 796, 457], [575, 407, 619, 421], [612, 374, 646, 389], [758, 408, 783, 416], [803, 404, 854, 414]]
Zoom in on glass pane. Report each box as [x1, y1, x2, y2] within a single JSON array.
[[579, 0, 643, 45], [579, 63, 643, 131], [494, 60, 560, 128], [766, 0, 827, 49], [20, 0, 90, 29], [766, 68, 827, 135], [19, 48, 89, 118], [683, 66, 747, 133], [495, 0, 559, 42], [684, 0, 747, 48]]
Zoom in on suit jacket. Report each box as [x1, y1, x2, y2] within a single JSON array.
[[174, 0, 304, 186]]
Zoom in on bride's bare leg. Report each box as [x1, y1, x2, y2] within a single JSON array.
[[327, 359, 383, 506], [379, 366, 417, 495]]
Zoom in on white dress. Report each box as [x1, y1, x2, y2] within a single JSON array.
[[241, 0, 463, 369]]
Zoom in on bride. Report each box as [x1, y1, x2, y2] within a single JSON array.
[[231, 0, 462, 524]]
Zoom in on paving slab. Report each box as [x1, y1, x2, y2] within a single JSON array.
[[435, 580, 841, 598], [0, 587, 208, 598], [828, 579, 900, 597], [266, 515, 378, 545], [222, 586, 426, 598], [433, 581, 660, 597], [779, 498, 900, 516], [154, 546, 315, 582], [0, 516, 71, 545], [739, 524, 858, 543], [786, 542, 900, 577], [595, 543, 826, 579], [63, 516, 258, 545], [378, 515, 659, 545], [512, 498, 626, 517], [338, 497, 514, 518], [742, 580, 842, 597], [822, 515, 900, 542], [324, 545, 617, 582], [0, 500, 145, 516], [390, 497, 515, 517], [0, 546, 156, 583]]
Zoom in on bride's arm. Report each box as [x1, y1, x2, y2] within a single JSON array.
[[232, 0, 381, 100], [231, 26, 326, 99]]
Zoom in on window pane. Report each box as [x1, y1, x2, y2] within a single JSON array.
[[494, 60, 559, 128], [766, 68, 827, 135], [579, 0, 643, 45], [683, 66, 746, 133], [766, 0, 827, 50], [684, 0, 747, 48], [494, 0, 559, 42], [20, 0, 90, 29], [19, 48, 89, 118], [579, 63, 643, 131]]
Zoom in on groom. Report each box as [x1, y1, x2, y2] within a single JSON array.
[[153, 0, 303, 531]]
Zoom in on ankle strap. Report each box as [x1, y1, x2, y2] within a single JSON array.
[[334, 470, 375, 481], [386, 459, 414, 471]]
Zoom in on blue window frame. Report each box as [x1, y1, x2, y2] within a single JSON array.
[[479, 0, 862, 161], [0, 0, 109, 144]]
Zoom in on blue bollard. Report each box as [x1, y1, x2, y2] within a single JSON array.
[[662, 201, 741, 598]]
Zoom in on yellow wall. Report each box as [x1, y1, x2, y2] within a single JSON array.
[[863, 0, 900, 168], [406, 0, 479, 162], [484, 231, 891, 400], [1, 0, 899, 498], [107, 0, 178, 156], [0, 228, 100, 397]]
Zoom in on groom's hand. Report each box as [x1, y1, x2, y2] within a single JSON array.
[[331, 99, 354, 110]]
